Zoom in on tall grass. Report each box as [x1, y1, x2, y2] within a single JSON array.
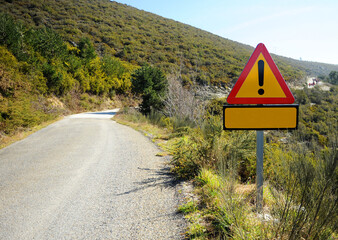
[[267, 137, 337, 239], [190, 136, 337, 239], [172, 114, 337, 239], [117, 82, 337, 239]]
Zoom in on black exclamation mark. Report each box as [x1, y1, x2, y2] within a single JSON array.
[[258, 60, 264, 95]]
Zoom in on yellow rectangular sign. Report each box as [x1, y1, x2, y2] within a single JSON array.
[[223, 105, 298, 130]]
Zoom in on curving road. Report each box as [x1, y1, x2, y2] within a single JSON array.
[[0, 109, 185, 239]]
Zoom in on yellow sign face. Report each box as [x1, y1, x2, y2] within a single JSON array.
[[223, 105, 298, 130], [236, 54, 286, 98]]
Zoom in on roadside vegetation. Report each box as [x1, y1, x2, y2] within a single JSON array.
[[0, 12, 138, 143], [115, 72, 337, 239], [1, 1, 337, 238], [319, 71, 338, 85]]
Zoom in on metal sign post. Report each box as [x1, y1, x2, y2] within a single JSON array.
[[223, 43, 298, 212], [256, 130, 264, 212]]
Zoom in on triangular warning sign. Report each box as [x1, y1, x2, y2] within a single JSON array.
[[227, 43, 295, 104]]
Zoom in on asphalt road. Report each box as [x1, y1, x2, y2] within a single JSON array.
[[0, 110, 186, 240]]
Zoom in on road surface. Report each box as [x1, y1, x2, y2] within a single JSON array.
[[0, 110, 185, 239]]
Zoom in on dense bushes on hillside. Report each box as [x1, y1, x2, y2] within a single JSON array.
[[3, 0, 336, 88], [293, 87, 337, 146], [0, 12, 137, 135], [0, 12, 137, 95], [328, 71, 338, 85], [0, 45, 58, 134], [319, 71, 338, 85]]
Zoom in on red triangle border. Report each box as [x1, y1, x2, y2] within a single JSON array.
[[227, 43, 295, 104]]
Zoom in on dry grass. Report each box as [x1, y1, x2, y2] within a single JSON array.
[[234, 183, 255, 196], [114, 110, 170, 141], [0, 116, 63, 149]]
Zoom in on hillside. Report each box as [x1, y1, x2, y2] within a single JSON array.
[[1, 0, 337, 87], [0, 1, 337, 238], [1, 0, 338, 138]]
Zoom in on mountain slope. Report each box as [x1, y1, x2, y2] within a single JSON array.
[[1, 0, 337, 86]]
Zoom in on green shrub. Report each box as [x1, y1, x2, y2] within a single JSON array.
[[131, 65, 167, 114], [78, 37, 96, 62], [120, 107, 148, 124], [0, 13, 24, 59], [2, 93, 56, 134], [171, 116, 196, 130], [170, 136, 201, 180], [147, 109, 167, 128], [26, 27, 67, 60], [267, 142, 337, 239]]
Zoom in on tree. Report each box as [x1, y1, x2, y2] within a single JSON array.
[[78, 38, 96, 62], [131, 65, 167, 114], [27, 27, 67, 60], [328, 71, 338, 85], [0, 13, 24, 60], [164, 73, 204, 124]]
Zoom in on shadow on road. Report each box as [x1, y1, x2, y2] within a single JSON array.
[[88, 111, 116, 116], [115, 165, 181, 196]]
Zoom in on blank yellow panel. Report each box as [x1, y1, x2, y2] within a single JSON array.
[[224, 107, 298, 129]]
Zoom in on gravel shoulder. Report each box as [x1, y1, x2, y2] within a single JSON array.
[[0, 110, 186, 239]]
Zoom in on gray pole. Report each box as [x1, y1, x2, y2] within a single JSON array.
[[256, 130, 264, 212]]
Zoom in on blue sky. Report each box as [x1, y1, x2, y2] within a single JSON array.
[[114, 0, 338, 65]]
